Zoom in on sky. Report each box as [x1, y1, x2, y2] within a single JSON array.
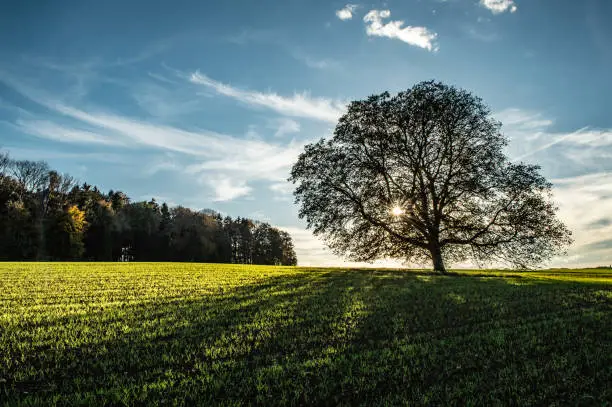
[[1, 0, 612, 268]]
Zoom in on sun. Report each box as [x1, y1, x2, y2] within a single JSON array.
[[391, 206, 405, 217]]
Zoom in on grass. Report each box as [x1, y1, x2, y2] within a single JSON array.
[[0, 263, 610, 406]]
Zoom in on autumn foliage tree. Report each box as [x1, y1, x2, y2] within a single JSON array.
[[46, 205, 87, 260], [289, 81, 572, 272]]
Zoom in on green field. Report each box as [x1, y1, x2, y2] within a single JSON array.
[[1, 263, 610, 406]]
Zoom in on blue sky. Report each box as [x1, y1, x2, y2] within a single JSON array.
[[1, 0, 612, 267]]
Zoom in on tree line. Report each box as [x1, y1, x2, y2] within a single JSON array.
[[0, 150, 297, 265]]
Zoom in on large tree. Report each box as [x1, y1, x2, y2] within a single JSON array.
[[289, 81, 572, 272]]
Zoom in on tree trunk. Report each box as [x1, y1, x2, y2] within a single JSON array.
[[430, 244, 447, 273]]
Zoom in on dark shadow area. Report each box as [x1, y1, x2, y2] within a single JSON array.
[[1, 270, 610, 406]]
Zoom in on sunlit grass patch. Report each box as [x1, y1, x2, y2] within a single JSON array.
[[0, 263, 610, 406]]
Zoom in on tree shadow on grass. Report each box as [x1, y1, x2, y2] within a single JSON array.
[[2, 270, 610, 406], [316, 271, 611, 405]]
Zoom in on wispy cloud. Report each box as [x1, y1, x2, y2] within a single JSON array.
[[189, 71, 346, 123], [54, 104, 303, 200], [586, 218, 612, 229], [0, 98, 35, 117], [290, 51, 340, 70], [511, 128, 595, 162], [14, 119, 123, 146], [336, 4, 359, 21], [550, 172, 612, 267], [1, 146, 125, 164], [185, 141, 301, 183], [363, 10, 438, 51], [496, 108, 554, 130], [269, 181, 295, 201], [50, 104, 228, 156], [18, 41, 170, 103], [206, 177, 253, 202], [269, 118, 300, 138], [141, 154, 181, 176], [0, 72, 305, 202], [479, 0, 517, 14], [483, 108, 612, 267], [131, 82, 202, 118], [147, 71, 180, 85], [497, 108, 612, 163]]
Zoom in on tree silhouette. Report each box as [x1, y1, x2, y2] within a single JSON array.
[[289, 81, 572, 272]]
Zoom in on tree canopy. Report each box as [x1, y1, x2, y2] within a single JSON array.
[[0, 150, 297, 265], [289, 80, 572, 272]]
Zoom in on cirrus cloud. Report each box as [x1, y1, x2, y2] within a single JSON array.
[[0, 72, 305, 202], [189, 71, 346, 123]]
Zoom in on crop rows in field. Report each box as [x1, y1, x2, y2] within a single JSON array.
[[1, 263, 610, 406]]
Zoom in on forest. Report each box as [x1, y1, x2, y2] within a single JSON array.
[[0, 150, 297, 265]]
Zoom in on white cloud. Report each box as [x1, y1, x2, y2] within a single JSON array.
[[496, 108, 554, 131], [550, 172, 612, 267], [207, 177, 252, 202], [132, 82, 202, 118], [189, 72, 345, 123], [496, 108, 612, 163], [480, 0, 517, 14], [270, 181, 295, 199], [0, 73, 304, 202], [2, 146, 125, 164], [142, 155, 181, 176], [269, 118, 300, 137], [13, 119, 122, 145], [336, 4, 358, 20], [185, 142, 302, 184], [363, 10, 439, 51], [0, 98, 34, 117], [51, 103, 235, 157]]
